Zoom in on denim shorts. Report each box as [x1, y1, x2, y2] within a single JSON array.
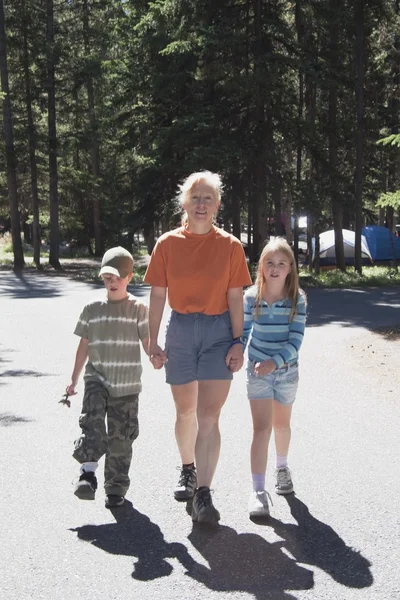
[[165, 311, 234, 385], [246, 360, 299, 405]]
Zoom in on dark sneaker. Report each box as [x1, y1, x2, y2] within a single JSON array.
[[74, 470, 97, 500], [275, 467, 294, 495], [191, 487, 220, 524], [174, 465, 197, 501], [105, 494, 125, 509]]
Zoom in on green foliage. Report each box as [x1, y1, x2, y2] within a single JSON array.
[[0, 0, 398, 266], [299, 266, 400, 288], [376, 191, 400, 210], [377, 133, 400, 147]]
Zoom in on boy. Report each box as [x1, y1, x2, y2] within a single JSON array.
[[66, 246, 149, 509]]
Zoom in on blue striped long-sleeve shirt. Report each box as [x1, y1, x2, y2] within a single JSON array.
[[243, 285, 307, 368]]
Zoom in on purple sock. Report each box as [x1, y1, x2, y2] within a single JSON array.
[[252, 473, 265, 492]]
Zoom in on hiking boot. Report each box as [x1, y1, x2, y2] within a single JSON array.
[[191, 487, 220, 524], [275, 467, 294, 495], [74, 470, 97, 500], [248, 490, 272, 518], [105, 494, 125, 509], [174, 465, 197, 501]]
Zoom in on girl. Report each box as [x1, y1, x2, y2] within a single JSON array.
[[243, 238, 307, 518], [145, 171, 252, 524]]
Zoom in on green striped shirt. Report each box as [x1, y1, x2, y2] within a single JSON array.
[[74, 293, 149, 397]]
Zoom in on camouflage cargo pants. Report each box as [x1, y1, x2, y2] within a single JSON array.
[[72, 378, 139, 496]]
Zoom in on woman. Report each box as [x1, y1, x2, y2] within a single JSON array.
[[144, 171, 252, 524]]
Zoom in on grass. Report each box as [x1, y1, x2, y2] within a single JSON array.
[[298, 265, 400, 288]]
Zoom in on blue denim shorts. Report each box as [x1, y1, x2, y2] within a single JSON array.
[[246, 360, 299, 405], [165, 311, 234, 385]]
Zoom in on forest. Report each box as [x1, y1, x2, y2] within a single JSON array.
[[1, 0, 400, 273]]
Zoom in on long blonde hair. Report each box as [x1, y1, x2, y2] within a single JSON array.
[[254, 237, 305, 321], [177, 170, 223, 226]]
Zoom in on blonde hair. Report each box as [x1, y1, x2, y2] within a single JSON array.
[[177, 171, 223, 226], [254, 237, 305, 321]]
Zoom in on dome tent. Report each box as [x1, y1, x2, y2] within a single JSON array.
[[312, 229, 372, 266], [361, 225, 400, 261]]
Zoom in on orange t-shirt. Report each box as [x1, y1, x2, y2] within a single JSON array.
[[144, 226, 252, 315]]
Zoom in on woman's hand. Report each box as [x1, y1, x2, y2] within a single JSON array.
[[254, 359, 276, 376], [226, 343, 244, 373]]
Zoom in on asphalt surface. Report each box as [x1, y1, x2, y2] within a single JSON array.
[[0, 270, 399, 600]]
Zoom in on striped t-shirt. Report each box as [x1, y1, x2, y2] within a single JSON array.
[[243, 285, 307, 368], [74, 293, 149, 397]]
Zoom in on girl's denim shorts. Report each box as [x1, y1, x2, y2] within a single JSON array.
[[165, 311, 234, 385], [246, 360, 299, 405]]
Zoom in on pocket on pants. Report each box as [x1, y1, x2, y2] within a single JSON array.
[[128, 406, 139, 442]]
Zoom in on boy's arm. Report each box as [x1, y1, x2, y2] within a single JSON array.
[[141, 337, 149, 356], [66, 337, 89, 396]]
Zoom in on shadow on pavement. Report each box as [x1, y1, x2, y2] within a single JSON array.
[[268, 496, 373, 589], [0, 413, 33, 426], [306, 287, 400, 330], [0, 369, 54, 378], [128, 284, 150, 299], [70, 501, 198, 581], [0, 271, 64, 298], [187, 524, 313, 599], [0, 270, 149, 300]]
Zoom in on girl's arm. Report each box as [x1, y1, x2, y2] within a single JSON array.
[[66, 337, 89, 396], [269, 293, 307, 368]]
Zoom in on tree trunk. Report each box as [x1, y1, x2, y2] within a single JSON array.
[[0, 0, 24, 270], [267, 114, 283, 237], [328, 0, 345, 271], [231, 176, 241, 241], [143, 222, 155, 255], [83, 0, 103, 256], [253, 0, 268, 257], [46, 0, 61, 269], [354, 0, 365, 274], [294, 0, 304, 266], [22, 0, 41, 269]]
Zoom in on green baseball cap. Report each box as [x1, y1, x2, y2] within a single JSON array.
[[99, 246, 134, 278]]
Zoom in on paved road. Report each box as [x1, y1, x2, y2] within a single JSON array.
[[0, 270, 399, 600]]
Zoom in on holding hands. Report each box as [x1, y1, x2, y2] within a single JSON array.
[[149, 341, 167, 370], [226, 342, 244, 373]]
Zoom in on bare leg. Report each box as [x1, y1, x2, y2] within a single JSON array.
[[249, 398, 273, 475], [195, 380, 231, 488], [272, 401, 293, 460], [171, 382, 198, 464]]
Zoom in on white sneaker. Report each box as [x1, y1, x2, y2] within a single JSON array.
[[275, 467, 294, 495], [248, 490, 272, 518]]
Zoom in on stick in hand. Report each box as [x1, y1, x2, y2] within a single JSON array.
[[59, 392, 71, 408]]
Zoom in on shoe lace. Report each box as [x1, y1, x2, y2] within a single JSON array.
[[196, 488, 213, 509], [258, 490, 273, 507], [276, 467, 291, 484], [177, 466, 196, 487]]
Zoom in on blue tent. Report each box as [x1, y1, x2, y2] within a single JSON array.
[[361, 226, 400, 261]]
